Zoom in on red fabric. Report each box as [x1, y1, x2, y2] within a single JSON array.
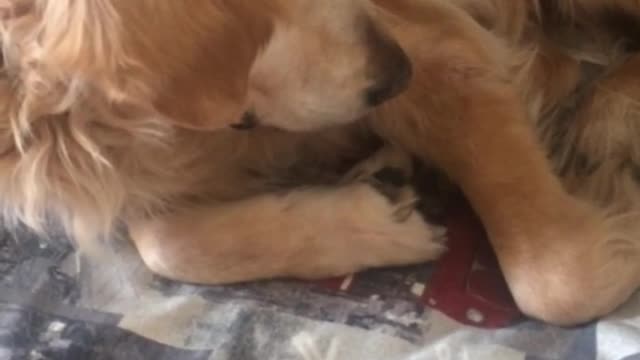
[[424, 205, 522, 328]]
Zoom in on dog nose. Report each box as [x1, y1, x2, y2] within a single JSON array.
[[365, 40, 412, 107], [230, 111, 259, 130]]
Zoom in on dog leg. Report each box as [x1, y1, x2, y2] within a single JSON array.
[[369, 12, 638, 324], [127, 182, 445, 284], [375, 77, 638, 325], [550, 53, 640, 318]]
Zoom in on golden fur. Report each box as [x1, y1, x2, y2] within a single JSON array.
[[1, 0, 640, 326]]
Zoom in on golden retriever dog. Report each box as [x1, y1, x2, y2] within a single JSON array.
[[1, 0, 639, 326]]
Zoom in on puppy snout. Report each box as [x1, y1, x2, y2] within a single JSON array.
[[230, 111, 259, 130]]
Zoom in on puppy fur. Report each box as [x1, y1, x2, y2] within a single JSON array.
[[0, 0, 639, 326]]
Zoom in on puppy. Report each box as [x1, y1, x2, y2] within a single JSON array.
[[0, 0, 639, 326]]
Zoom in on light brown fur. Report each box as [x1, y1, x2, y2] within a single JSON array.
[[1, 0, 639, 326]]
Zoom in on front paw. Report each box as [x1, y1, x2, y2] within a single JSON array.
[[495, 204, 640, 325], [349, 183, 448, 267]]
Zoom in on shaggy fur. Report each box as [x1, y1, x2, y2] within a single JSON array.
[[1, 0, 640, 326]]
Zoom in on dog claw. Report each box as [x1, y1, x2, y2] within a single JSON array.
[[430, 225, 448, 241], [340, 169, 366, 185], [392, 197, 420, 222]]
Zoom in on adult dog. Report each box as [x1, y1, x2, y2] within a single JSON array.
[[0, 0, 639, 326]]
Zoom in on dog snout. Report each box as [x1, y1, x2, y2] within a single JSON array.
[[365, 24, 413, 107], [230, 111, 259, 130]]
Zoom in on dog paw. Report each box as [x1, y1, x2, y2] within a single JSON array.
[[494, 201, 640, 325], [345, 183, 448, 268], [286, 182, 447, 279]]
